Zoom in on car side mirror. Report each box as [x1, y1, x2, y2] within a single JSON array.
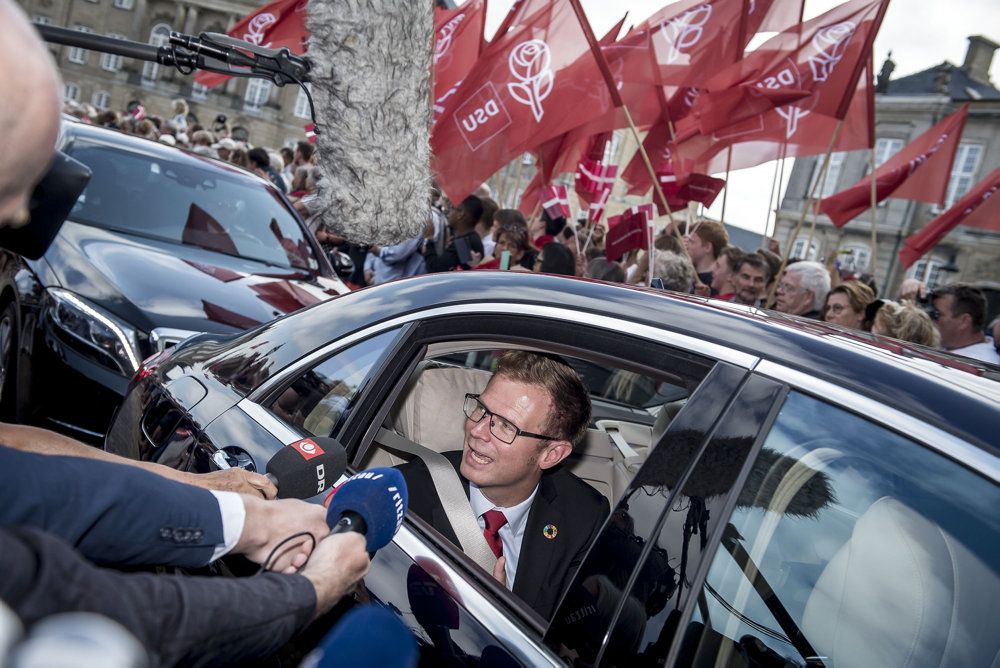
[[0, 151, 91, 259]]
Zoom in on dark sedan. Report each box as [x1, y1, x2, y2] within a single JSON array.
[[0, 121, 347, 439], [106, 272, 1000, 667]]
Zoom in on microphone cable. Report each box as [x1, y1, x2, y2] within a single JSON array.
[[257, 531, 317, 575]]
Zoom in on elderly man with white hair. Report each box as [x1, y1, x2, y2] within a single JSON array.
[[775, 260, 831, 319]]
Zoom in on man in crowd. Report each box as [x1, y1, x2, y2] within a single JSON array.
[[249, 147, 287, 193], [731, 252, 772, 307], [423, 195, 484, 272], [399, 351, 609, 620], [930, 283, 1000, 364], [710, 246, 742, 299], [683, 220, 729, 288], [774, 261, 830, 319]]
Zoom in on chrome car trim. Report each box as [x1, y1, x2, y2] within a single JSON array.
[[755, 360, 1000, 484], [252, 303, 758, 399], [392, 525, 561, 666], [237, 398, 301, 445]]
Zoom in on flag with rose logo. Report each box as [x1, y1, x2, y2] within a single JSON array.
[[431, 0, 615, 203], [432, 0, 487, 128], [193, 0, 309, 88]]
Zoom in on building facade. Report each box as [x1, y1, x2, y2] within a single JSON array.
[[20, 0, 314, 149], [773, 35, 1000, 297]]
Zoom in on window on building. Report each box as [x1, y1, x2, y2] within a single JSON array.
[[838, 243, 871, 275], [32, 15, 51, 24], [191, 83, 209, 102], [92, 90, 111, 110], [293, 84, 312, 119], [873, 137, 904, 168], [944, 143, 982, 208], [791, 238, 818, 261], [908, 255, 948, 289], [100, 35, 126, 71], [113, 0, 135, 9], [808, 151, 845, 199], [67, 26, 93, 65], [244, 78, 272, 112], [141, 24, 172, 85], [64, 83, 81, 103]]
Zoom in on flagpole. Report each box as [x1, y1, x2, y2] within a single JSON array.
[[720, 146, 734, 226], [869, 145, 879, 280], [767, 119, 844, 304], [568, 0, 687, 252], [762, 141, 788, 249]]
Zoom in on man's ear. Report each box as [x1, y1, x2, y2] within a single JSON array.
[[538, 440, 573, 470]]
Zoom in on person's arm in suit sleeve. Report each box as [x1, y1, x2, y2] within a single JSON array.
[[378, 235, 422, 266], [0, 421, 276, 498], [0, 527, 369, 668]]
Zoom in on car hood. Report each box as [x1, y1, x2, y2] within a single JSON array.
[[40, 221, 345, 335]]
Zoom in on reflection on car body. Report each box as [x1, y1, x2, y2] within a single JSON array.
[[106, 272, 1000, 666]]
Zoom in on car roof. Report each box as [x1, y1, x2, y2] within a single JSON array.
[[218, 271, 999, 454], [59, 120, 277, 190]]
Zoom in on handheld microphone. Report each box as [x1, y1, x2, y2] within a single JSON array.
[[325, 468, 408, 553], [302, 605, 417, 668], [264, 437, 347, 499]]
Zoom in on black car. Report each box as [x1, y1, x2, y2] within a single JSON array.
[[0, 121, 348, 439], [106, 272, 1000, 666]]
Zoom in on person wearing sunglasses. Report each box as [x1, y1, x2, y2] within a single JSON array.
[[398, 351, 609, 620]]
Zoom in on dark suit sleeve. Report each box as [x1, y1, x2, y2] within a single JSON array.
[[0, 527, 315, 668], [0, 445, 225, 568]]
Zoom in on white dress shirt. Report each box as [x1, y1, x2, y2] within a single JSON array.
[[469, 482, 538, 588]]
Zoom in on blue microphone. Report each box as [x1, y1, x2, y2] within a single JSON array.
[[303, 605, 417, 668], [325, 468, 408, 553]]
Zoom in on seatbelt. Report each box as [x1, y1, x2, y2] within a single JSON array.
[[375, 427, 498, 572]]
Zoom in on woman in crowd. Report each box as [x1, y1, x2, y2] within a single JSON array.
[[871, 301, 941, 347], [536, 241, 576, 276], [491, 224, 537, 271], [823, 281, 876, 330]]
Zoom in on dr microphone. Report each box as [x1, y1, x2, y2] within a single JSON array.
[[263, 437, 348, 499], [325, 468, 408, 553]]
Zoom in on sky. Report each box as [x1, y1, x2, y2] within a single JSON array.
[[480, 0, 1000, 235]]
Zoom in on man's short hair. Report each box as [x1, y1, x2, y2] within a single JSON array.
[[295, 140, 315, 162], [932, 283, 987, 329], [653, 250, 696, 292], [457, 195, 484, 225], [785, 261, 831, 311], [733, 252, 771, 280], [247, 147, 270, 168], [718, 245, 743, 270], [585, 257, 625, 283], [493, 351, 591, 446], [755, 248, 782, 283], [692, 220, 729, 259], [653, 233, 685, 255], [479, 197, 499, 226]]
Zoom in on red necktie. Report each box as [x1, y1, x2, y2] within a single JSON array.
[[482, 509, 508, 559]]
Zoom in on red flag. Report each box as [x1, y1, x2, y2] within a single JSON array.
[[588, 187, 611, 225], [666, 52, 875, 177], [820, 105, 968, 227], [676, 0, 888, 138], [431, 1, 614, 202], [432, 0, 487, 127], [193, 0, 309, 88], [659, 170, 727, 208], [577, 159, 618, 197], [541, 185, 571, 219], [605, 206, 653, 260], [899, 166, 1000, 268], [304, 123, 317, 143]]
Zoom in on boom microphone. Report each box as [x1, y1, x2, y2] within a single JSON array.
[[325, 468, 408, 553], [263, 437, 347, 499], [302, 605, 417, 668]]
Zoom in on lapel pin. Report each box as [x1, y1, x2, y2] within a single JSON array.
[[543, 524, 558, 540]]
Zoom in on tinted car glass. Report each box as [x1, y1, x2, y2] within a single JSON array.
[[268, 329, 400, 438], [680, 391, 1000, 667], [65, 142, 318, 271]]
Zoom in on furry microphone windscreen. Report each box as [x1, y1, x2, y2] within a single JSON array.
[[307, 1, 432, 245]]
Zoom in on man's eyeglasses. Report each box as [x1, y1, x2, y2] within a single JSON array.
[[463, 393, 559, 444]]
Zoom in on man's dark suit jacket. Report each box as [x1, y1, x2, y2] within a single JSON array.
[[0, 446, 225, 568], [399, 451, 610, 620]]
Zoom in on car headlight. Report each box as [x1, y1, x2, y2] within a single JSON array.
[[45, 288, 141, 374]]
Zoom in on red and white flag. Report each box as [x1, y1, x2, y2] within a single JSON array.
[[193, 0, 309, 88], [541, 185, 571, 219], [605, 203, 657, 260], [900, 166, 1000, 268], [659, 170, 727, 208], [588, 187, 611, 226], [820, 105, 968, 226], [432, 0, 487, 127], [304, 123, 317, 143], [431, 0, 615, 202], [675, 0, 888, 138]]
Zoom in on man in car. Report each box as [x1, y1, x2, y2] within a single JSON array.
[[730, 252, 772, 307], [774, 261, 830, 319], [399, 351, 610, 620]]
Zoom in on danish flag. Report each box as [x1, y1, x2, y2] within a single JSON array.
[[541, 185, 571, 219], [588, 187, 611, 225], [576, 159, 618, 195]]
